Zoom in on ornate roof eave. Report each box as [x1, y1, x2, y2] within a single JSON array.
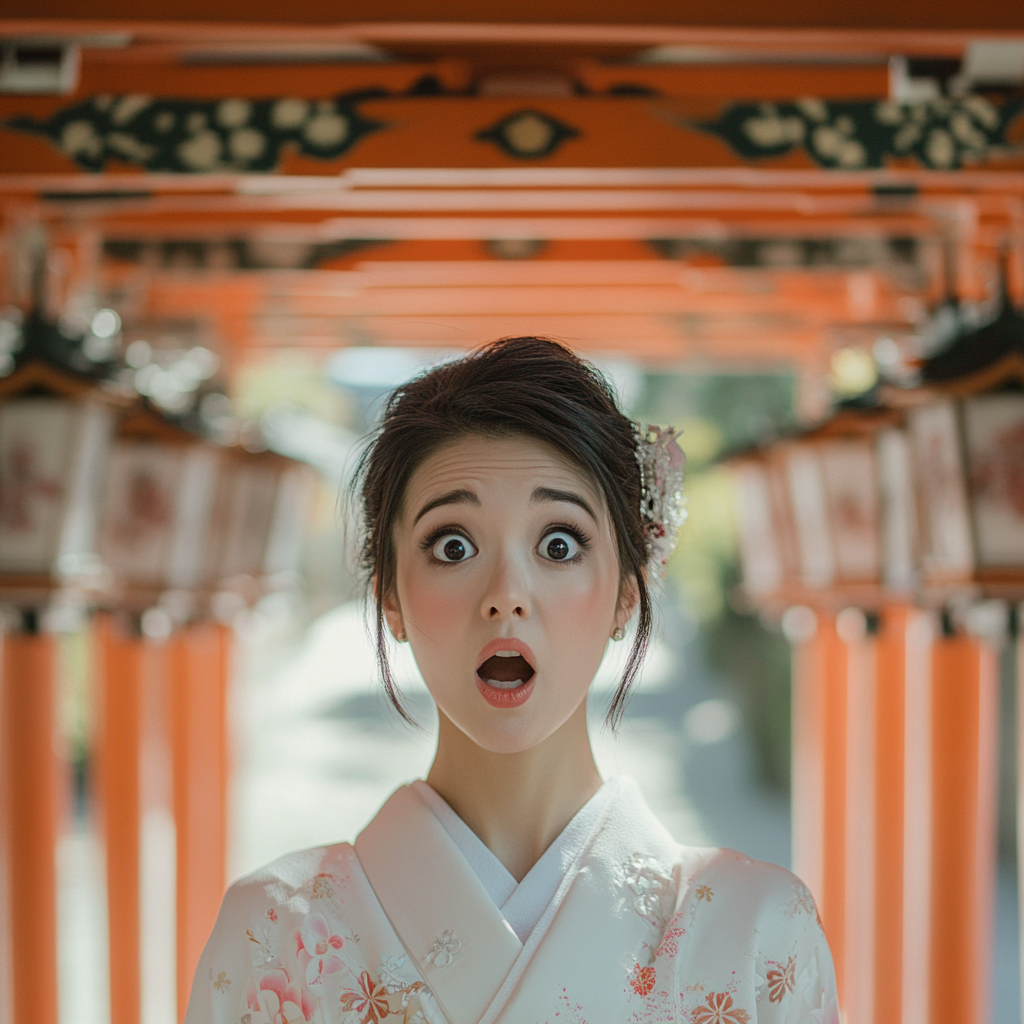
[[720, 400, 902, 465], [882, 350, 1024, 406], [0, 358, 134, 406]]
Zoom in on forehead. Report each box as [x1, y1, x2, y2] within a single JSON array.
[[402, 434, 602, 514]]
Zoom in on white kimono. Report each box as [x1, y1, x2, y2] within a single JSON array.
[[185, 776, 837, 1024]]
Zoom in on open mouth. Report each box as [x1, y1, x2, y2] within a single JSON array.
[[476, 651, 536, 690]]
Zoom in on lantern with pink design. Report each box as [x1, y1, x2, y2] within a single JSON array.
[[0, 362, 124, 604]]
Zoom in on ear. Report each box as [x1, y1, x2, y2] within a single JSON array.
[[378, 578, 406, 641], [613, 570, 643, 633]]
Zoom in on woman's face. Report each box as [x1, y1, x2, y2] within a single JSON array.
[[385, 433, 627, 754]]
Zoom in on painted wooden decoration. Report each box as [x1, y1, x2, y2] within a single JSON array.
[[4, 93, 385, 173], [475, 109, 580, 160], [695, 96, 1024, 171]]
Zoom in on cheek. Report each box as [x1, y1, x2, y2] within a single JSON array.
[[398, 561, 474, 634], [548, 559, 620, 621]]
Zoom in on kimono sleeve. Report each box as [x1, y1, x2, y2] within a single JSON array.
[[748, 869, 839, 1024], [183, 876, 266, 1024], [668, 854, 838, 1024]]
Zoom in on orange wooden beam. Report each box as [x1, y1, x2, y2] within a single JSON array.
[[1, 1, 1022, 33], [927, 631, 999, 1024], [169, 623, 231, 1021], [95, 613, 144, 1024], [1, 623, 61, 1024], [871, 604, 911, 1024]]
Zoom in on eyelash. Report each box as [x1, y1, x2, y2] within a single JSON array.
[[419, 524, 471, 556], [542, 523, 591, 564], [419, 523, 592, 563]]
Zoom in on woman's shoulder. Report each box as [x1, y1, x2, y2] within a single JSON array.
[[220, 840, 361, 918], [674, 844, 822, 927], [680, 844, 815, 902]]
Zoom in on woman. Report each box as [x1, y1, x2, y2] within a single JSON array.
[[186, 337, 837, 1024]]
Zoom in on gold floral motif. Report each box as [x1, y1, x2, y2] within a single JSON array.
[[695, 885, 714, 902], [311, 873, 337, 899], [691, 991, 751, 1024], [209, 968, 231, 992]]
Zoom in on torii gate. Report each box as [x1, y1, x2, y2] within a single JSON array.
[[0, 4, 1023, 1024]]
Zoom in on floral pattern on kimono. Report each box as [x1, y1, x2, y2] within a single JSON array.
[[186, 779, 836, 1024], [185, 846, 446, 1024], [617, 851, 836, 1024]]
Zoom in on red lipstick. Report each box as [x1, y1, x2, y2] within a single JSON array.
[[475, 638, 536, 709]]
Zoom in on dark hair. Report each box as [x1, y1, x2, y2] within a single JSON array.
[[353, 336, 652, 728]]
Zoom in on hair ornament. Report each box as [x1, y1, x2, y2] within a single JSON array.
[[634, 423, 687, 573]]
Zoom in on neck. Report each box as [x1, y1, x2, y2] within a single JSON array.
[[426, 701, 602, 882]]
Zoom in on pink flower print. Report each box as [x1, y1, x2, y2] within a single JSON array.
[[655, 925, 684, 959], [629, 962, 657, 996], [299, 912, 345, 988], [691, 991, 751, 1024], [766, 956, 796, 1003], [258, 967, 314, 1024]]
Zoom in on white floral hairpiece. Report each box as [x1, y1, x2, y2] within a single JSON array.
[[634, 423, 687, 573]]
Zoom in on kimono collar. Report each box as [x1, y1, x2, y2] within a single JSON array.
[[354, 784, 522, 1024]]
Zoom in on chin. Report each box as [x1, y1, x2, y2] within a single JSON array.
[[437, 693, 584, 755]]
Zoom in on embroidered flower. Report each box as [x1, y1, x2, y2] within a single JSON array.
[[795, 957, 819, 1003], [246, 927, 275, 966], [258, 967, 314, 1024], [691, 991, 751, 1024], [298, 912, 345, 988], [766, 956, 796, 1003], [340, 971, 390, 1024], [654, 924, 684, 959], [377, 953, 415, 992], [785, 884, 817, 919], [423, 929, 462, 968], [266, 908, 278, 922], [695, 885, 714, 902], [616, 853, 676, 928], [629, 962, 657, 996], [406, 983, 445, 1024]]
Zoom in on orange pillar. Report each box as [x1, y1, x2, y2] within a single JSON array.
[[790, 606, 825, 907], [928, 630, 999, 1024], [789, 606, 848, 999], [818, 612, 849, 1003], [94, 613, 144, 1024], [871, 604, 911, 1024], [1, 617, 61, 1024], [170, 621, 231, 1019], [840, 608, 876, 1024]]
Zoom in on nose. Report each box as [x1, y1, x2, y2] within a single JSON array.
[[480, 548, 532, 622]]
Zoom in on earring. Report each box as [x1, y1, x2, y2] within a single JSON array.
[[611, 626, 625, 642]]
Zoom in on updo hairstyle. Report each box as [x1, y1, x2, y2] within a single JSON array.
[[354, 336, 653, 727]]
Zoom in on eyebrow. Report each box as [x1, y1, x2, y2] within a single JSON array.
[[413, 488, 481, 525], [531, 486, 597, 521]]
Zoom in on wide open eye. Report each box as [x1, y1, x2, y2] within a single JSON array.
[[538, 530, 580, 562], [432, 533, 477, 563]]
